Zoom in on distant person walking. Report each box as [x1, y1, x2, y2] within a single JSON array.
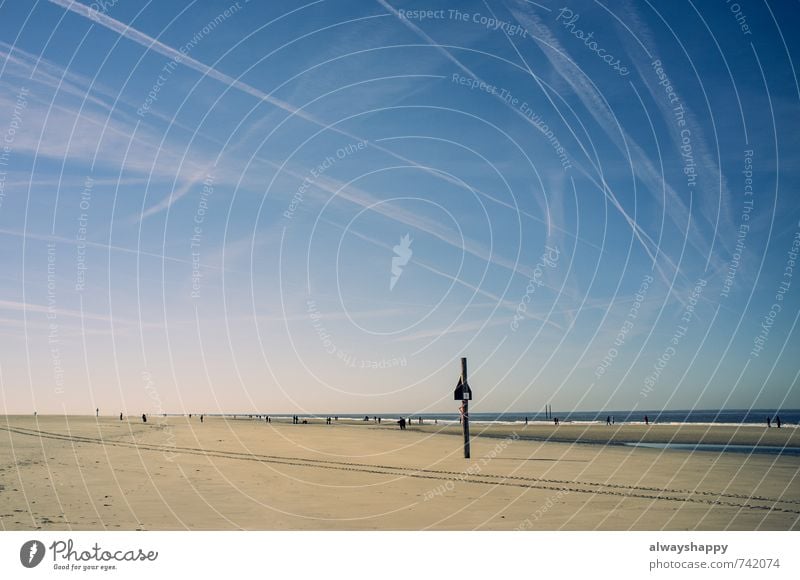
[[96, 408, 99, 418], [606, 416, 611, 426], [644, 415, 649, 425], [776, 416, 781, 429], [767, 417, 771, 428], [142, 413, 147, 423], [398, 417, 406, 430], [119, 412, 123, 421], [200, 414, 204, 423]]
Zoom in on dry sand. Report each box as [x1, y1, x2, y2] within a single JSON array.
[[1, 415, 798, 530]]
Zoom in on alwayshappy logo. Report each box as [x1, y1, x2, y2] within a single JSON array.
[[390, 234, 413, 290], [20, 540, 46, 568]]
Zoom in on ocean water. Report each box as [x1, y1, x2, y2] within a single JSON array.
[[623, 442, 800, 456]]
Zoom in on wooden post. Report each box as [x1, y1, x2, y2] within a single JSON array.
[[461, 358, 470, 459]]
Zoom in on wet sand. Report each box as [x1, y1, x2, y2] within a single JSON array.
[[1, 415, 798, 530], [415, 420, 800, 447]]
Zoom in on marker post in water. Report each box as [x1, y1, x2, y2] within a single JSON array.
[[454, 357, 473, 459]]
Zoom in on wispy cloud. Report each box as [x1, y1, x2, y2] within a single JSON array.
[[505, 0, 725, 274], [0, 227, 227, 271], [45, 0, 591, 264], [0, 299, 165, 328], [0, 42, 209, 180], [377, 0, 685, 294]]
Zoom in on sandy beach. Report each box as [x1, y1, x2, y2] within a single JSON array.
[[1, 415, 798, 531]]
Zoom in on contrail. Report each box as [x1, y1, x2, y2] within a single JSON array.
[[46, 0, 588, 287], [47, 0, 328, 126], [380, 0, 687, 292]]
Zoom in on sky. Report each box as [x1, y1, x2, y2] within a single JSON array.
[[0, 0, 798, 416]]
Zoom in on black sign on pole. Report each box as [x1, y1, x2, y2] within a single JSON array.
[[454, 357, 471, 459]]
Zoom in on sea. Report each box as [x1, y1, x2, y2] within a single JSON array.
[[215, 408, 800, 455]]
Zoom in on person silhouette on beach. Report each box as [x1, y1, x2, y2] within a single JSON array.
[[119, 412, 123, 421], [776, 416, 781, 428], [142, 413, 147, 423], [200, 414, 204, 423], [767, 417, 771, 428], [398, 417, 406, 430], [644, 415, 649, 425], [606, 416, 611, 425]]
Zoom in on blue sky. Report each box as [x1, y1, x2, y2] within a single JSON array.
[[0, 0, 798, 415]]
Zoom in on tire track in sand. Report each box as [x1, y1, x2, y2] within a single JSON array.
[[2, 425, 798, 515]]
